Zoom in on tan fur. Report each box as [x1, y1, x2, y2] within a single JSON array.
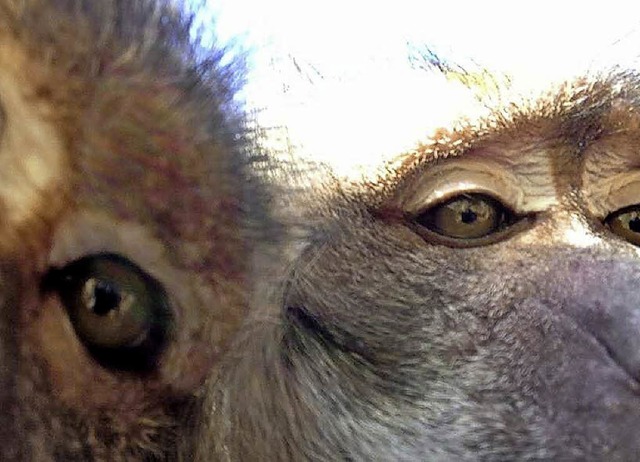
[[0, 39, 68, 255], [0, 0, 273, 459], [5, 1, 640, 461]]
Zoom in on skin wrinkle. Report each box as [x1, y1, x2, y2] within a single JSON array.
[[395, 155, 555, 215], [8, 1, 640, 460], [197, 70, 640, 460], [582, 124, 640, 218], [380, 75, 640, 243], [387, 74, 640, 210]]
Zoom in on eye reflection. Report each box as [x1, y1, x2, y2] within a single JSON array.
[[43, 253, 172, 372], [414, 194, 512, 240]]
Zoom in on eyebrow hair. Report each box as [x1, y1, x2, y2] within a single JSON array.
[[398, 71, 640, 164], [357, 70, 640, 210]]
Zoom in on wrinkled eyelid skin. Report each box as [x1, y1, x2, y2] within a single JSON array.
[[397, 162, 523, 215]]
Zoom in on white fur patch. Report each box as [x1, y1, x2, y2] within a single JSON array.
[[0, 44, 66, 237], [560, 214, 602, 248]]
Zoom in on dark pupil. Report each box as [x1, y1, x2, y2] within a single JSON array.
[[91, 280, 122, 316], [630, 216, 640, 233], [461, 209, 477, 224]]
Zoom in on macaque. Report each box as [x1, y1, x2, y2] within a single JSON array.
[[0, 0, 274, 459], [3, 0, 640, 461], [200, 72, 640, 460]]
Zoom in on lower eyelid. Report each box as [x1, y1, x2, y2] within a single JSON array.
[[409, 202, 534, 248]]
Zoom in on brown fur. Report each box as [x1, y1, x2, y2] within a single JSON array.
[[4, 1, 640, 461], [0, 0, 275, 459]]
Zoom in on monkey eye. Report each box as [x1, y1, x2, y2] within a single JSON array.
[[605, 205, 640, 246], [43, 253, 172, 372], [411, 193, 520, 246]]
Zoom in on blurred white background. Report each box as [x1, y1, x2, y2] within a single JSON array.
[[195, 1, 640, 178]]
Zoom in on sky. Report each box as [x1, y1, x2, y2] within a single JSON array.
[[196, 1, 640, 178]]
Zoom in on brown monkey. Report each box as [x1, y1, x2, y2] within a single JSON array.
[[199, 71, 640, 460], [6, 1, 640, 461], [0, 0, 277, 460]]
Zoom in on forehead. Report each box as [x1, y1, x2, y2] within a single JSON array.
[[330, 73, 640, 237], [378, 74, 640, 205], [0, 38, 68, 255], [0, 11, 246, 278]]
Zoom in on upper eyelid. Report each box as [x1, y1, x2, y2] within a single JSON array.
[[49, 211, 168, 272], [413, 189, 516, 218], [394, 162, 524, 215], [388, 153, 561, 217], [583, 171, 640, 220], [47, 210, 184, 319]]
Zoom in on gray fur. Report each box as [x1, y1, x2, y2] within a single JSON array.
[[3, 1, 640, 461], [199, 72, 640, 460]]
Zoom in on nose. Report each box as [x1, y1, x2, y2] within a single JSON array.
[[544, 257, 640, 382]]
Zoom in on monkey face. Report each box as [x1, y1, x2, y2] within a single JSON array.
[[205, 75, 640, 460], [0, 1, 270, 460], [6, 1, 640, 460]]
